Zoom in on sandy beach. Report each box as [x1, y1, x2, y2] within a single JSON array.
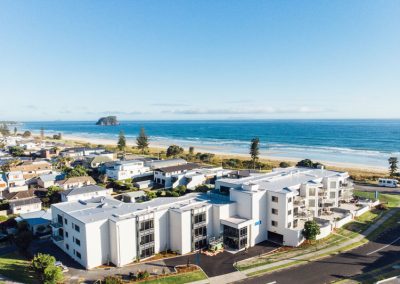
[[62, 133, 388, 173]]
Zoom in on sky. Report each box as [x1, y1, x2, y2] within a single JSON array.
[[0, 0, 399, 121]]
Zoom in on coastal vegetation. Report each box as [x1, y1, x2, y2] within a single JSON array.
[[388, 157, 398, 177], [166, 144, 184, 157], [136, 127, 149, 154], [117, 130, 126, 151], [250, 137, 260, 169]]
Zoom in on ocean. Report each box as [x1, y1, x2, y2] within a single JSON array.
[[21, 120, 400, 168]]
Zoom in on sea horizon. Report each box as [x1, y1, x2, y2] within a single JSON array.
[[19, 119, 400, 169]]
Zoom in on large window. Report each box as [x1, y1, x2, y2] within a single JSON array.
[[140, 246, 154, 259], [223, 225, 248, 250], [194, 212, 206, 224], [194, 226, 207, 237], [272, 196, 278, 202], [140, 220, 154, 231], [272, 208, 278, 215]]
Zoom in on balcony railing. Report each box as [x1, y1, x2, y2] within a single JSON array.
[[52, 235, 64, 242], [50, 219, 63, 229]]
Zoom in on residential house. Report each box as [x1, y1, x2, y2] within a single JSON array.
[[121, 191, 146, 203], [5, 171, 28, 193], [60, 185, 113, 202], [153, 163, 200, 188], [37, 172, 65, 188], [15, 209, 52, 235], [106, 160, 151, 181], [56, 176, 96, 190], [9, 160, 53, 180], [5, 189, 42, 214]]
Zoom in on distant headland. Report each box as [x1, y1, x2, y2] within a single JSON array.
[[95, 116, 119, 126]]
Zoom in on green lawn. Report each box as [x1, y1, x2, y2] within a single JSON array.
[[140, 270, 207, 284], [0, 252, 38, 284], [353, 191, 400, 207]]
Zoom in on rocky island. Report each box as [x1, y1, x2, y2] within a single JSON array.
[[95, 116, 119, 126]]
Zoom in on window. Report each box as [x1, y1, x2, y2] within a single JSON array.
[[195, 239, 207, 250], [194, 226, 207, 237], [74, 224, 80, 232], [65, 231, 68, 238], [140, 246, 154, 258], [287, 222, 291, 228], [330, 181, 337, 188], [272, 208, 278, 215], [75, 238, 81, 246], [271, 221, 278, 227], [194, 212, 206, 224], [140, 234, 154, 245], [288, 197, 292, 203], [76, 251, 81, 259], [66, 244, 69, 250], [272, 196, 278, 202], [308, 199, 316, 207], [293, 219, 298, 228], [57, 214, 63, 225], [309, 188, 316, 195], [330, 192, 336, 199], [288, 210, 292, 215], [64, 218, 68, 225], [239, 227, 247, 237], [140, 220, 154, 231]]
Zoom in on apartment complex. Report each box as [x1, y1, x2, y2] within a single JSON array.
[[51, 167, 355, 269]]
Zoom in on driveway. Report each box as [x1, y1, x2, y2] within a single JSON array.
[[164, 240, 280, 277]]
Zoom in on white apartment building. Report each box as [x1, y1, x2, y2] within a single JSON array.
[[50, 167, 356, 269], [106, 160, 151, 181]]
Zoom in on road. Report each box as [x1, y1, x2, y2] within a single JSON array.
[[237, 219, 400, 284], [354, 183, 400, 195]]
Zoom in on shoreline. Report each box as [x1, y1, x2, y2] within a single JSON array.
[[61, 134, 388, 173]]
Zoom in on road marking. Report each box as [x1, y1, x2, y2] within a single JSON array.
[[366, 236, 400, 256], [266, 282, 277, 284]]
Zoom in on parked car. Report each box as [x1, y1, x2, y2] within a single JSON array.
[[55, 261, 69, 272]]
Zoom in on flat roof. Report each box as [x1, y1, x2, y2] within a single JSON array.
[[217, 167, 347, 194]]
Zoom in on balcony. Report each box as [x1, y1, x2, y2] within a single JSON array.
[[52, 235, 64, 242], [293, 199, 305, 207], [50, 219, 63, 229]]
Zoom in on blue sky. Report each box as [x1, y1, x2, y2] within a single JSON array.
[[0, 0, 399, 120]]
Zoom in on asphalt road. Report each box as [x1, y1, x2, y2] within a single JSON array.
[[354, 183, 400, 194], [238, 219, 400, 284]]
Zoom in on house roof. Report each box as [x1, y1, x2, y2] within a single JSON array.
[[56, 176, 96, 185], [9, 197, 41, 207], [91, 156, 113, 164], [38, 172, 64, 182], [122, 191, 146, 198], [17, 209, 52, 226], [9, 161, 52, 172], [155, 163, 200, 173], [4, 189, 36, 200], [61, 185, 110, 197]]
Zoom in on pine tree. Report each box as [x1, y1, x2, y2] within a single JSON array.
[[388, 157, 398, 177], [250, 137, 260, 169], [136, 127, 149, 154], [13, 127, 17, 136], [117, 130, 126, 151]]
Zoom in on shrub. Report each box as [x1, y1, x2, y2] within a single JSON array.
[[104, 275, 123, 284], [279, 161, 291, 168]]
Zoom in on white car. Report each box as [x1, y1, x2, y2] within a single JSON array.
[[55, 261, 69, 272]]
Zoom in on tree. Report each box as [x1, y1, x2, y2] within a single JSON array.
[[0, 124, 10, 136], [166, 145, 184, 157], [189, 146, 194, 155], [136, 128, 149, 154], [388, 157, 398, 177], [22, 130, 32, 138], [64, 165, 88, 178], [13, 127, 17, 136], [302, 220, 320, 241], [117, 131, 126, 151], [296, 159, 324, 169], [279, 161, 291, 168], [250, 137, 260, 169], [15, 221, 33, 252], [31, 253, 63, 284], [9, 146, 25, 157], [40, 127, 45, 140], [45, 186, 63, 205]]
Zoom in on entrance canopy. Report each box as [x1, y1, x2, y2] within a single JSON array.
[[221, 216, 252, 229]]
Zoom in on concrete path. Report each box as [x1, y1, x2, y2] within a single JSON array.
[[243, 208, 398, 276]]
